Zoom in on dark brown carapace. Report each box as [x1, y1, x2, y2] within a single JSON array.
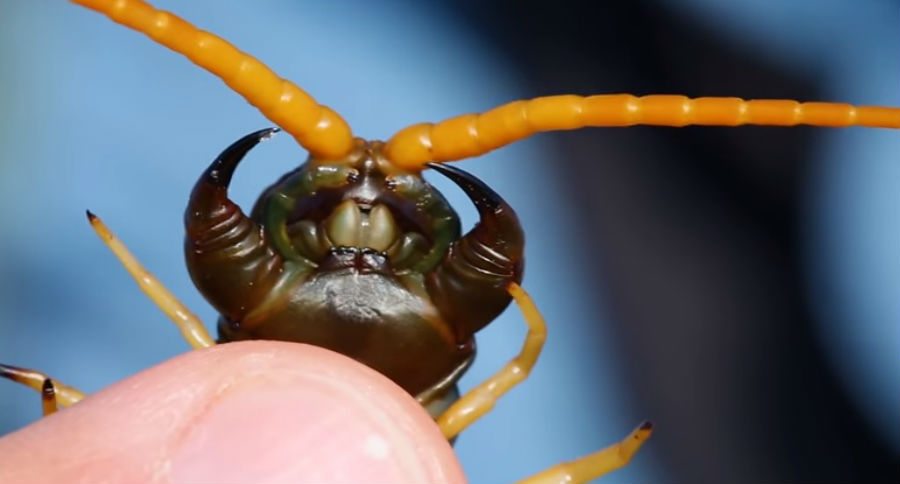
[[2, 1, 898, 483], [186, 130, 522, 416]]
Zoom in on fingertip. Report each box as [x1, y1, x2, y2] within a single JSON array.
[[0, 342, 465, 484], [168, 342, 463, 483]]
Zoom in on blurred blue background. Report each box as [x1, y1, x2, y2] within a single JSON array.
[[0, 1, 897, 482]]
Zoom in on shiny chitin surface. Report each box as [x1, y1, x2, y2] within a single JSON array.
[[72, 0, 354, 159], [184, 130, 524, 411], [385, 95, 900, 167]]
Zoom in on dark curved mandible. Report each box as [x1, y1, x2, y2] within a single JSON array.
[[203, 127, 280, 188], [425, 162, 525, 341], [184, 128, 285, 323]]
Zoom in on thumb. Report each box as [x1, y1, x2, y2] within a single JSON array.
[[0, 341, 465, 484]]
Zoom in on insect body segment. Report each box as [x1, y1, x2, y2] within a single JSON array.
[[185, 131, 525, 413]]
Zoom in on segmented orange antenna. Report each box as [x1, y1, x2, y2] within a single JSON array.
[[72, 0, 354, 160], [384, 94, 900, 170]]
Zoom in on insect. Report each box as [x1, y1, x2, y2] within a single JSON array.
[[0, 0, 896, 484]]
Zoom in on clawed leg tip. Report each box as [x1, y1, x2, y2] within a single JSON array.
[[630, 420, 654, 441], [41, 378, 58, 416], [85, 209, 97, 222]]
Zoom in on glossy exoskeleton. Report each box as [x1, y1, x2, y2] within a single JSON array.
[[5, 1, 900, 482], [187, 129, 523, 416]]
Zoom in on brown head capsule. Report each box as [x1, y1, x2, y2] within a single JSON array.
[[2, 2, 895, 482]]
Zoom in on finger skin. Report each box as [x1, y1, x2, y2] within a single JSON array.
[[0, 341, 466, 484]]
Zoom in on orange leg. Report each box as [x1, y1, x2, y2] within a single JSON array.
[[87, 211, 215, 349], [436, 284, 653, 482], [437, 283, 546, 439], [517, 422, 654, 483], [0, 364, 85, 414], [1, 214, 214, 418]]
